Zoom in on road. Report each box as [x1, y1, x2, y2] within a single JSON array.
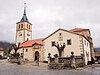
[[0, 60, 100, 75]]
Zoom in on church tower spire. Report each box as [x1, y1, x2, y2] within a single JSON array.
[[24, 3, 26, 15], [20, 3, 29, 22], [16, 3, 32, 44]]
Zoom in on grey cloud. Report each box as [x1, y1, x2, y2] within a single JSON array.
[[0, 0, 99, 47]]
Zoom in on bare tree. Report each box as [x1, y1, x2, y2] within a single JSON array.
[[53, 42, 65, 57], [12, 43, 20, 58]]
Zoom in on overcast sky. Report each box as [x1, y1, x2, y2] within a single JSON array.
[[0, 0, 100, 47]]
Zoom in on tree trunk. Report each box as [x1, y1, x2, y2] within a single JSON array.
[[59, 51, 62, 57]]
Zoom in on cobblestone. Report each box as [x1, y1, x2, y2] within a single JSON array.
[[0, 60, 100, 75]]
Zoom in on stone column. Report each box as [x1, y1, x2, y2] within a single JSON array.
[[70, 52, 76, 68], [48, 53, 51, 64], [19, 57, 24, 65], [54, 54, 58, 63]]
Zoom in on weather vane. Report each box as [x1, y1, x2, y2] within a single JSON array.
[[24, 3, 27, 15], [24, 3, 26, 7]]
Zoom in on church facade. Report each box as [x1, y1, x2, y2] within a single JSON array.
[[17, 39, 44, 62], [10, 6, 44, 63]]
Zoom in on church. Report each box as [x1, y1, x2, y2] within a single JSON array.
[[11, 6, 94, 65], [10, 6, 44, 63]]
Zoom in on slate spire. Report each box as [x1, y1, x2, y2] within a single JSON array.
[[20, 3, 29, 22]]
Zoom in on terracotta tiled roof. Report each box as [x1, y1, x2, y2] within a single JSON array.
[[69, 28, 89, 32], [19, 38, 44, 47]]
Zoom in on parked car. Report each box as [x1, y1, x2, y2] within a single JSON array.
[[2, 56, 7, 59], [98, 58, 100, 64], [0, 55, 2, 59]]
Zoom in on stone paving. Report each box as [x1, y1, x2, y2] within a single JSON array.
[[0, 60, 100, 75]]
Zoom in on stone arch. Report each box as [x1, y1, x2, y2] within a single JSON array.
[[34, 51, 39, 61]]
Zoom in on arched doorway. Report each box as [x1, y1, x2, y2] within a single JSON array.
[[34, 51, 39, 65]]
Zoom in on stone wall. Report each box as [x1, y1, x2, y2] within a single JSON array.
[[48, 56, 84, 69]]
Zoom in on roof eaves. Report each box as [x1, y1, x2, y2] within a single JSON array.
[[19, 45, 32, 49], [16, 21, 32, 25], [43, 28, 83, 41], [43, 28, 61, 41], [32, 43, 43, 46], [81, 35, 91, 43]]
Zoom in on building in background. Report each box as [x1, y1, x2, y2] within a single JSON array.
[[69, 28, 95, 60], [0, 47, 4, 58], [94, 48, 100, 63], [43, 28, 92, 65]]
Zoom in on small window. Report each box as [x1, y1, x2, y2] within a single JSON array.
[[29, 25, 30, 29], [51, 41, 55, 46], [87, 42, 88, 47], [67, 39, 71, 45], [27, 24, 28, 29], [84, 40, 86, 45], [26, 49, 28, 52], [59, 33, 62, 36], [21, 24, 23, 28], [19, 24, 20, 29], [58, 33, 63, 41], [27, 38, 29, 41]]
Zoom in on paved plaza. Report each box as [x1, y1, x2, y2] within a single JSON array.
[[0, 60, 100, 75]]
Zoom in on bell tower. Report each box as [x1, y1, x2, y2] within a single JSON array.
[[16, 3, 32, 44]]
